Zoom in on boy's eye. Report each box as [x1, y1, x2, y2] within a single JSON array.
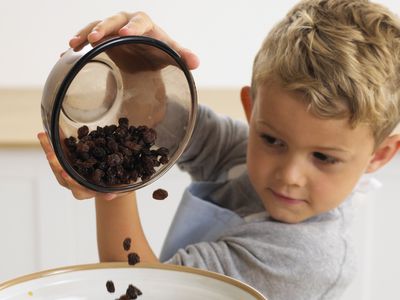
[[313, 152, 339, 164], [261, 134, 285, 148]]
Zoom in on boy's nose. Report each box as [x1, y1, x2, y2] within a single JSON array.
[[274, 157, 307, 187]]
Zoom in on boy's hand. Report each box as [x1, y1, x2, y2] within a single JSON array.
[[69, 11, 200, 70], [37, 132, 120, 201]]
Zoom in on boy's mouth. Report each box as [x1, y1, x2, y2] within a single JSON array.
[[269, 189, 305, 205]]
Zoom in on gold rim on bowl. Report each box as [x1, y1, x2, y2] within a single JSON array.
[[0, 262, 266, 299]]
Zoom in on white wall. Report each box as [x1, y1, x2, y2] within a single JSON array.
[[0, 0, 398, 88]]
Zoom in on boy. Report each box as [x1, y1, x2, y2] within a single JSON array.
[[38, 1, 400, 299]]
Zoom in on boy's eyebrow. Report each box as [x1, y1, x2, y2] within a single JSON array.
[[256, 119, 285, 137], [257, 120, 352, 153], [314, 146, 350, 153]]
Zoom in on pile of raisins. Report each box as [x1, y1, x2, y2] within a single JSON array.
[[64, 118, 170, 186]]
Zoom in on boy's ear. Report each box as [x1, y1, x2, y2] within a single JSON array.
[[366, 134, 400, 173], [240, 86, 253, 122]]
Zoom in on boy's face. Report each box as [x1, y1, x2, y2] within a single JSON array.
[[245, 82, 376, 223]]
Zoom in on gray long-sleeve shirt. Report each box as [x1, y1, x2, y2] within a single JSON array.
[[163, 105, 357, 300]]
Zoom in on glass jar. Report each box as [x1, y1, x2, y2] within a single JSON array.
[[41, 36, 197, 193]]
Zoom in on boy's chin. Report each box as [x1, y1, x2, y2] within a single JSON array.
[[266, 205, 311, 224]]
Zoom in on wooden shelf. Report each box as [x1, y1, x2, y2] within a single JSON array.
[[0, 88, 244, 148], [0, 89, 43, 147]]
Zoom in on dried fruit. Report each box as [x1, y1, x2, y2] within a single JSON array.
[[106, 280, 115, 293], [64, 118, 170, 186], [127, 252, 141, 265], [123, 238, 131, 251], [152, 188, 168, 200], [77, 125, 89, 139]]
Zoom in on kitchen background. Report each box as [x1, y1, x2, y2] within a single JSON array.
[[0, 1, 398, 299]]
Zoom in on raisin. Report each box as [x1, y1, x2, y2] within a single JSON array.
[[159, 155, 169, 165], [126, 284, 137, 299], [114, 126, 129, 139], [76, 142, 90, 153], [142, 128, 157, 144], [78, 151, 90, 161], [124, 141, 142, 153], [106, 280, 115, 293], [127, 252, 140, 265], [134, 286, 143, 296], [92, 147, 106, 159], [156, 147, 169, 156], [118, 117, 129, 127], [64, 136, 77, 149], [77, 125, 89, 139], [107, 153, 123, 167], [123, 237, 131, 251], [152, 189, 168, 200], [92, 169, 105, 184], [134, 286, 142, 296], [94, 137, 106, 147], [107, 139, 119, 153]]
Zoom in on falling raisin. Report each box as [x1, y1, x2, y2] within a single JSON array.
[[152, 189, 168, 200], [106, 280, 115, 293], [127, 252, 140, 265], [123, 238, 131, 251]]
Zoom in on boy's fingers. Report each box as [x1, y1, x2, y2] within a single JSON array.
[[71, 188, 96, 200], [37, 133, 98, 200], [87, 12, 133, 44], [38, 132, 69, 188], [180, 48, 200, 70], [60, 172, 96, 200], [37, 132, 53, 155], [69, 20, 102, 49], [119, 12, 154, 36], [45, 153, 68, 188], [67, 11, 200, 70]]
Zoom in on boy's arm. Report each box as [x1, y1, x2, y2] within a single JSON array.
[[38, 132, 158, 263], [178, 105, 248, 182], [95, 193, 158, 263]]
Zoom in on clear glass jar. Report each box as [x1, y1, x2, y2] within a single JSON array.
[[41, 36, 197, 193]]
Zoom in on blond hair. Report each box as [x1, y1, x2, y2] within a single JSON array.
[[252, 0, 400, 144]]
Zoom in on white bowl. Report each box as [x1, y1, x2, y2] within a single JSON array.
[[0, 263, 266, 300]]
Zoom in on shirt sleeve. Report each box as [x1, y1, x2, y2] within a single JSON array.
[[178, 105, 248, 182]]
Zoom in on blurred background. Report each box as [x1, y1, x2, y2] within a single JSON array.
[[0, 1, 398, 299]]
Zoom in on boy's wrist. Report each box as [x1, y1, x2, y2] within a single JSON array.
[[95, 191, 136, 203]]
